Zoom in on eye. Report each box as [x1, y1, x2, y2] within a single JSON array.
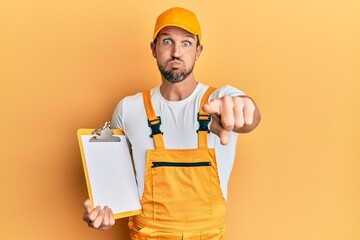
[[183, 41, 191, 47], [163, 39, 172, 45]]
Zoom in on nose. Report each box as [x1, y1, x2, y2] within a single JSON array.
[[171, 43, 181, 59]]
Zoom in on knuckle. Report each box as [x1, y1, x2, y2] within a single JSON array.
[[222, 122, 234, 131], [235, 97, 245, 107], [222, 95, 232, 104], [248, 104, 256, 113], [244, 97, 255, 108]]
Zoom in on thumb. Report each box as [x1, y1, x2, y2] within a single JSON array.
[[210, 115, 230, 145]]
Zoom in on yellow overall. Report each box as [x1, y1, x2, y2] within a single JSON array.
[[129, 87, 226, 240]]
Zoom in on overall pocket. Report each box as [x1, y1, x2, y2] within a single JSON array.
[[151, 161, 212, 222]]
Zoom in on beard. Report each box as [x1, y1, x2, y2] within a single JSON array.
[[157, 58, 194, 83]]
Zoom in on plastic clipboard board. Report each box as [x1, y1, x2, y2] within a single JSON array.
[[77, 129, 141, 219]]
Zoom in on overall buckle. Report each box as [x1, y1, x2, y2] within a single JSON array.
[[197, 113, 211, 133], [148, 116, 163, 138]]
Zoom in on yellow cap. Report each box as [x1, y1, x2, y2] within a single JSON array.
[[153, 7, 202, 42]]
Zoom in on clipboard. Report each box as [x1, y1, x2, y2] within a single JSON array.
[[77, 127, 141, 219]]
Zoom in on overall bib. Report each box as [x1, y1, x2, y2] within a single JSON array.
[[129, 87, 226, 240]]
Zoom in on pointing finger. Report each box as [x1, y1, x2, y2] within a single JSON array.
[[210, 115, 230, 145], [202, 99, 222, 115]]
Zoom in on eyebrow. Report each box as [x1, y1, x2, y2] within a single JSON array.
[[158, 32, 196, 40]]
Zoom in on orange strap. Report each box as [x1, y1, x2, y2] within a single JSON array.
[[143, 90, 165, 149], [199, 87, 217, 116], [198, 87, 217, 148], [143, 87, 217, 149]]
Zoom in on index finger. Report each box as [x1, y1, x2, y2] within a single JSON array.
[[202, 99, 222, 115]]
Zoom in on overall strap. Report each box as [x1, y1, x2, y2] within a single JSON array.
[[197, 87, 217, 148], [143, 90, 165, 149]]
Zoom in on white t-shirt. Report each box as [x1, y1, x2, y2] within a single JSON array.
[[111, 83, 245, 200]]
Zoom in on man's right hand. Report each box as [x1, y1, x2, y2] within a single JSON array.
[[83, 199, 115, 230]]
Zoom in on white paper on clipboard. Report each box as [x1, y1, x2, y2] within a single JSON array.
[[77, 128, 141, 219]]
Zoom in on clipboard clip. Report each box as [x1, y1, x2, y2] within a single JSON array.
[[90, 122, 121, 142]]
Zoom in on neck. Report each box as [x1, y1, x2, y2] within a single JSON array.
[[160, 74, 198, 101]]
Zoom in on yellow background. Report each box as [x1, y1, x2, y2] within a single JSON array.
[[1, 0, 359, 239]]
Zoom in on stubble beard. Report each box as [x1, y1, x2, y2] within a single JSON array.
[[158, 59, 195, 83]]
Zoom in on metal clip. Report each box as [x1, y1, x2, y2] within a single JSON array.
[[90, 122, 120, 142]]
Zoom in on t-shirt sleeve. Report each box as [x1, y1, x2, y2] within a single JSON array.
[[211, 85, 246, 99], [111, 98, 125, 131]]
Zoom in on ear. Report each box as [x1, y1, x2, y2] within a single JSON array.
[[150, 42, 156, 58], [195, 44, 203, 61]]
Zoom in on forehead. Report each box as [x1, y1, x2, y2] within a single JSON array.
[[157, 26, 196, 39]]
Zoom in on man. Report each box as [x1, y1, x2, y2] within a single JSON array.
[[83, 7, 260, 239]]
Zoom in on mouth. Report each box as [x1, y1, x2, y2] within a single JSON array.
[[169, 60, 183, 67]]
